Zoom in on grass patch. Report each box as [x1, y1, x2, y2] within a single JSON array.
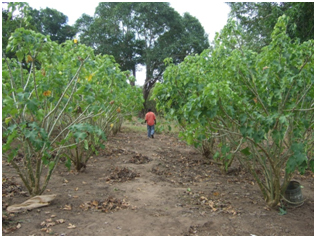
[[122, 116, 180, 135]]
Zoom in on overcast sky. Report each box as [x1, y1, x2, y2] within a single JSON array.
[[26, 1, 231, 85]]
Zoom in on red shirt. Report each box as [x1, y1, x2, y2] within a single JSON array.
[[145, 112, 156, 126]]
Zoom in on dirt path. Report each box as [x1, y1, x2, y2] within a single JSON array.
[[2, 126, 314, 236]]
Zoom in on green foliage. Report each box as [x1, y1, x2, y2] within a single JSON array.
[[29, 7, 77, 44], [153, 16, 314, 208], [2, 3, 33, 56], [227, 2, 314, 51], [2, 2, 76, 57], [64, 123, 106, 171], [75, 2, 210, 101], [2, 24, 143, 195]]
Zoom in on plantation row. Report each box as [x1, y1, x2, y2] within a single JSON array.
[[152, 16, 314, 208], [3, 16, 314, 209], [2, 28, 144, 195]]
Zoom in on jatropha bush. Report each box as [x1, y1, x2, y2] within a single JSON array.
[[2, 26, 143, 195], [153, 16, 314, 208]]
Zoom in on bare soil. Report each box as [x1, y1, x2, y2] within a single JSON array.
[[2, 126, 314, 236]]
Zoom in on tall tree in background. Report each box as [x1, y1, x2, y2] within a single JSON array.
[[73, 13, 95, 45], [29, 7, 76, 44], [95, 2, 145, 85], [227, 2, 314, 51], [75, 2, 210, 102], [132, 2, 184, 101], [75, 3, 145, 86]]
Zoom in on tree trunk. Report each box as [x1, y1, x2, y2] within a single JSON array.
[[129, 68, 136, 86]]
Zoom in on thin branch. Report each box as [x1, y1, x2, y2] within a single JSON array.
[[298, 54, 312, 74], [3, 50, 18, 108], [43, 57, 88, 126], [31, 61, 39, 99]]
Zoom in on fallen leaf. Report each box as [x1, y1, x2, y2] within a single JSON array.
[[63, 179, 69, 183], [264, 206, 271, 211], [213, 192, 220, 196], [46, 222, 56, 227], [63, 204, 72, 210], [3, 228, 15, 234], [51, 215, 56, 218], [79, 203, 87, 210], [16, 223, 21, 229], [91, 200, 98, 206], [56, 219, 65, 224], [67, 223, 76, 229], [75, 187, 79, 191], [208, 201, 217, 211], [82, 181, 87, 184]]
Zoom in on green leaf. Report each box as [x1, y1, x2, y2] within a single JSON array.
[[279, 115, 287, 125], [214, 151, 220, 159], [6, 148, 19, 162], [5, 117, 12, 125], [65, 157, 72, 171], [24, 129, 38, 142], [84, 140, 89, 150], [42, 156, 49, 165], [309, 159, 314, 173], [279, 207, 287, 215], [26, 99, 39, 113], [286, 143, 308, 174], [73, 131, 87, 142], [74, 85, 85, 95], [36, 109, 45, 121], [49, 161, 55, 171], [187, 134, 194, 145], [241, 147, 251, 156], [16, 51, 24, 62], [221, 145, 230, 154]]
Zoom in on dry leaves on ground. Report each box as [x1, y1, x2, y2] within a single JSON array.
[[79, 197, 130, 213]]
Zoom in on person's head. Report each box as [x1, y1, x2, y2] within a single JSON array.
[[148, 109, 152, 112]]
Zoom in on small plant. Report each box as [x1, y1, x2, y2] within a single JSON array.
[[63, 123, 106, 171]]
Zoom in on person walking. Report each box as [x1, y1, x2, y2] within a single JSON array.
[[145, 109, 156, 138]]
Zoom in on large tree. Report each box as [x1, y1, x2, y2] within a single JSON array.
[[75, 2, 210, 101], [227, 2, 314, 51], [29, 7, 76, 44], [75, 2, 145, 85]]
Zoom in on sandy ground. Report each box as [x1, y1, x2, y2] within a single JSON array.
[[2, 125, 314, 236]]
